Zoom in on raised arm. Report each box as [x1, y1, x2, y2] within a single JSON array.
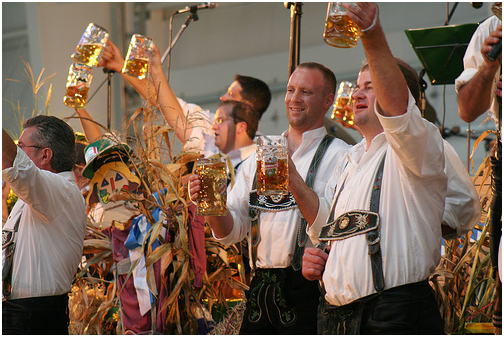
[[98, 40, 154, 103], [99, 41, 193, 143], [458, 25, 502, 123], [74, 108, 103, 142], [345, 2, 408, 116]]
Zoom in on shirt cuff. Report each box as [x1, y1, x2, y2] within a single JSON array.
[[307, 196, 331, 245]]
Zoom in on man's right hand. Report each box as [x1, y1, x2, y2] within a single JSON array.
[[302, 246, 330, 281], [98, 40, 125, 73]]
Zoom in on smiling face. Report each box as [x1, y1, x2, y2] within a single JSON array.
[[285, 67, 334, 132]]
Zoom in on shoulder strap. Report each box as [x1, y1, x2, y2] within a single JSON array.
[[248, 134, 335, 273], [292, 134, 334, 271]]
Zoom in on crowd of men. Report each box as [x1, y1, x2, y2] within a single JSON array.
[[2, 2, 501, 335]]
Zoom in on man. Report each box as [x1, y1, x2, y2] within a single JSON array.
[[98, 41, 271, 160], [212, 99, 260, 174], [302, 3, 447, 334], [2, 115, 87, 334], [455, 12, 502, 334], [188, 62, 350, 334]]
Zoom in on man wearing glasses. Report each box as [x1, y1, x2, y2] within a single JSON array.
[[2, 115, 87, 334]]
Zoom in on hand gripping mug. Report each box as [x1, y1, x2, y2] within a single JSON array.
[[195, 157, 227, 216], [323, 2, 361, 48], [63, 63, 93, 108], [121, 34, 154, 80], [71, 23, 109, 67], [256, 135, 289, 195]]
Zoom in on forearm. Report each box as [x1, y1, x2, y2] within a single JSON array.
[[74, 108, 103, 142], [150, 66, 191, 143], [2, 129, 17, 169], [289, 168, 319, 225], [458, 63, 498, 123], [205, 212, 235, 239], [361, 24, 408, 116]]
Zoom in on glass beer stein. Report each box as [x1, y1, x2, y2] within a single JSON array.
[[331, 81, 355, 128], [71, 23, 109, 67], [323, 2, 361, 48], [256, 135, 289, 195], [195, 157, 227, 216], [63, 63, 93, 108], [121, 34, 153, 80]]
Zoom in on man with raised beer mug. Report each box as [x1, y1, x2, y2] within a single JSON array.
[[456, 3, 502, 333], [188, 62, 350, 334], [302, 3, 450, 334], [98, 40, 271, 166]]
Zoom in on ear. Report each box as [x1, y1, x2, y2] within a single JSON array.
[[236, 121, 247, 134], [40, 147, 54, 168], [325, 92, 335, 110]]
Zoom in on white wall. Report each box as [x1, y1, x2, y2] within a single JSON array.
[[2, 2, 496, 171]]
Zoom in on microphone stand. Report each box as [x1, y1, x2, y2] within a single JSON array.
[[103, 68, 115, 129], [286, 2, 303, 78], [161, 8, 199, 81]]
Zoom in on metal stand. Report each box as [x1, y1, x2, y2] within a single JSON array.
[[161, 9, 199, 81], [286, 2, 303, 77], [104, 69, 114, 129]]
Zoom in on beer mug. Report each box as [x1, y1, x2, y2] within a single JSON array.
[[195, 157, 227, 216], [331, 81, 355, 128], [323, 2, 361, 48], [256, 135, 289, 195], [121, 34, 154, 80], [63, 63, 93, 108], [71, 23, 109, 67]]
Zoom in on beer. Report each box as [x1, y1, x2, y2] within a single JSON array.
[[324, 14, 361, 48], [196, 158, 227, 216], [71, 43, 103, 67], [64, 63, 93, 108], [64, 85, 90, 108], [122, 34, 153, 80], [331, 96, 354, 127], [257, 157, 289, 195], [121, 58, 149, 80]]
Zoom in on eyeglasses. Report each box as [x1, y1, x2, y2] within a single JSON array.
[[214, 115, 244, 125], [214, 117, 235, 125], [17, 143, 44, 150]]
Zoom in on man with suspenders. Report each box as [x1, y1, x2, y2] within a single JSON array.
[[189, 62, 350, 334]]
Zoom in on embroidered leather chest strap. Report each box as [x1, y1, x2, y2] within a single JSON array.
[[318, 153, 386, 293]]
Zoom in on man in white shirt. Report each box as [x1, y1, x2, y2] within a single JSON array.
[[2, 115, 87, 334], [302, 3, 447, 334], [455, 13, 502, 334], [188, 62, 350, 334]]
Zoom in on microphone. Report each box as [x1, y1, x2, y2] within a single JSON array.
[[487, 38, 502, 62], [470, 2, 483, 9], [175, 2, 217, 14]]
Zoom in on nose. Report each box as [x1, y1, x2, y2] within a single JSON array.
[[352, 87, 364, 101], [220, 93, 229, 102], [212, 119, 219, 130]]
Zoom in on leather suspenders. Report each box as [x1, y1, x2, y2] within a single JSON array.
[[249, 134, 335, 274]]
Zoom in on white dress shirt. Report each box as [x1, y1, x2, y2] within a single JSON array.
[[310, 93, 447, 306], [455, 16, 501, 124], [2, 147, 87, 299], [217, 127, 349, 269]]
